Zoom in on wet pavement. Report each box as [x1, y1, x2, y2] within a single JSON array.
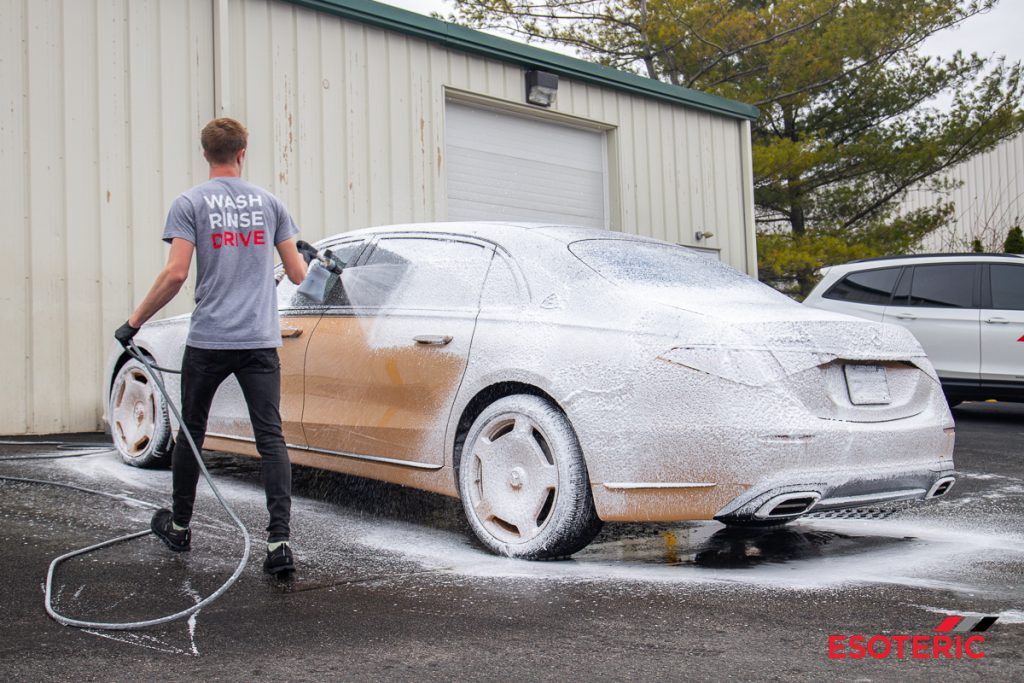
[[1, 402, 1022, 681]]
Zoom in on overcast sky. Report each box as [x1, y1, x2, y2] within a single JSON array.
[[381, 0, 1024, 65]]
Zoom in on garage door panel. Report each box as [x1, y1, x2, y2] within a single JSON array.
[[446, 101, 608, 228], [448, 156, 604, 213]]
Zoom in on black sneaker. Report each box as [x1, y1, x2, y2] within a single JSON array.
[[151, 508, 191, 552], [264, 543, 295, 575]]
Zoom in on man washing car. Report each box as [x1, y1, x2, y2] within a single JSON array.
[[114, 117, 317, 575]]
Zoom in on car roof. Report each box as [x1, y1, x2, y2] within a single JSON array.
[[323, 221, 663, 247], [824, 252, 1024, 276], [847, 253, 1024, 265]]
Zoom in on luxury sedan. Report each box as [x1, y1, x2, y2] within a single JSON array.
[[104, 223, 957, 559]]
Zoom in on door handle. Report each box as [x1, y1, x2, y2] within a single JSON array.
[[281, 326, 304, 338], [414, 335, 453, 346], [893, 313, 917, 321], [984, 317, 1010, 324]]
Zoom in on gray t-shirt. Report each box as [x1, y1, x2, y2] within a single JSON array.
[[163, 177, 299, 349]]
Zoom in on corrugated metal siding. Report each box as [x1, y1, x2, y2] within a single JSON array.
[[3, 0, 754, 434], [1, 0, 213, 434], [223, 0, 752, 270], [902, 133, 1024, 251]]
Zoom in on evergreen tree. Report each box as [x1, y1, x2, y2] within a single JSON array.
[[1005, 226, 1024, 253]]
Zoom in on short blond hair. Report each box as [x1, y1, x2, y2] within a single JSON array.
[[201, 118, 248, 164]]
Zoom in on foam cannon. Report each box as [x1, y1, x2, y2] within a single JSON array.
[[295, 240, 343, 304]]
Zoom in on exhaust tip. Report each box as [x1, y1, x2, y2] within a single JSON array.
[[754, 492, 821, 520], [926, 476, 956, 499]]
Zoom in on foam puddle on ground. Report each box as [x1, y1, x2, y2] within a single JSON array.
[[353, 517, 1024, 595], [36, 451, 1024, 598]]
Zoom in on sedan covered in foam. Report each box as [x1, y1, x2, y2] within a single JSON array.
[[104, 223, 956, 559]]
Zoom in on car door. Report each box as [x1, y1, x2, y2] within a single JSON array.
[[205, 238, 368, 447], [301, 235, 494, 466], [981, 263, 1024, 384], [882, 263, 981, 382]]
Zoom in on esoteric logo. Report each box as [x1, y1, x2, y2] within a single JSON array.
[[828, 615, 1000, 660]]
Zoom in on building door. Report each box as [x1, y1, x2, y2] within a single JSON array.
[[445, 100, 608, 228]]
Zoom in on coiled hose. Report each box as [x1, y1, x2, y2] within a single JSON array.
[[0, 341, 251, 630]]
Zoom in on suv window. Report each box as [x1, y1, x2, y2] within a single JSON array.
[[902, 264, 976, 308], [345, 237, 491, 310], [823, 267, 901, 305], [277, 240, 365, 310], [990, 264, 1024, 310]]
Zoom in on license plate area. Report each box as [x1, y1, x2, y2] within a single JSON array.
[[844, 364, 891, 405]]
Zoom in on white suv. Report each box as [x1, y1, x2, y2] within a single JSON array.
[[803, 254, 1024, 404]]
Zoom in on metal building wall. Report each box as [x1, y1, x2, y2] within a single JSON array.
[[2, 0, 755, 434], [902, 133, 1024, 252], [1, 0, 214, 434], [221, 0, 755, 273]]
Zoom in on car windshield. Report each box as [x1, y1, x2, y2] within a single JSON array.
[[568, 239, 789, 306]]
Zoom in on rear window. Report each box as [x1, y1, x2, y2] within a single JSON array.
[[824, 268, 901, 305], [568, 239, 788, 302]]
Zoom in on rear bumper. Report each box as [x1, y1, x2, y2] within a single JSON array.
[[713, 460, 956, 523], [590, 460, 956, 523]]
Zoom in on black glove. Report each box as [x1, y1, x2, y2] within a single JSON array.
[[296, 240, 319, 265], [114, 321, 140, 348]]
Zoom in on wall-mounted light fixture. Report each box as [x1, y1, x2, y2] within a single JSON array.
[[525, 70, 558, 107], [694, 230, 715, 241]]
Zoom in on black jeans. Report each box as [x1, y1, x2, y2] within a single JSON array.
[[171, 346, 291, 542]]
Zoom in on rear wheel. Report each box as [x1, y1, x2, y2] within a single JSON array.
[[109, 359, 172, 468], [457, 395, 602, 559]]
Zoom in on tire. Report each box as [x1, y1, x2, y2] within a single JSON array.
[[457, 395, 602, 559], [108, 358, 173, 468]]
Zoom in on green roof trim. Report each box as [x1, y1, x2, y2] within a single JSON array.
[[283, 0, 759, 121]]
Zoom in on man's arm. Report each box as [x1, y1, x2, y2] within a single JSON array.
[[127, 238, 195, 328], [276, 237, 308, 285]]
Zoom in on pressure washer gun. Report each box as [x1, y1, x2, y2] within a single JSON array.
[[295, 240, 344, 304]]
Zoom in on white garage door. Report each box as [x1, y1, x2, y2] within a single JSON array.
[[445, 101, 608, 228]]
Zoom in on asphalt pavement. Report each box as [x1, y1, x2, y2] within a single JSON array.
[[1, 402, 1021, 681]]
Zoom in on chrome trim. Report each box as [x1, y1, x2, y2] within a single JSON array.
[[602, 482, 717, 490], [754, 492, 821, 519], [204, 432, 443, 471], [926, 476, 956, 499], [815, 488, 926, 509]]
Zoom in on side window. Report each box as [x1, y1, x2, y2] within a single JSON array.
[[277, 240, 365, 311], [906, 264, 976, 308], [823, 267, 901, 305], [990, 264, 1024, 311], [345, 237, 492, 310]]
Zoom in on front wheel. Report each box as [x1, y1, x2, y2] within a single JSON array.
[[457, 395, 602, 559], [109, 359, 173, 468]]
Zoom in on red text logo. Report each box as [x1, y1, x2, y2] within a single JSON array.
[[828, 615, 998, 660]]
